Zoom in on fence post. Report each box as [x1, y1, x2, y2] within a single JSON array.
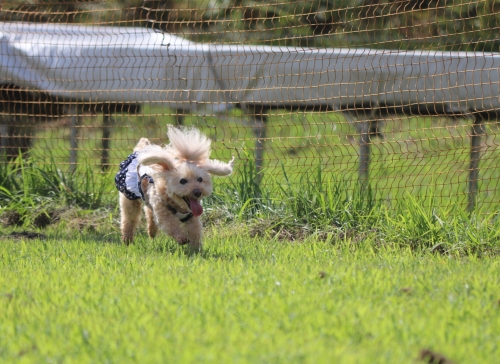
[[250, 106, 267, 184], [467, 115, 485, 212], [101, 111, 112, 171], [0, 115, 35, 160], [69, 105, 81, 173], [358, 120, 371, 190], [175, 108, 185, 125], [0, 122, 8, 158], [343, 107, 380, 191]]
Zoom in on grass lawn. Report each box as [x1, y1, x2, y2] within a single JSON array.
[[2, 109, 500, 363], [1, 225, 499, 363]]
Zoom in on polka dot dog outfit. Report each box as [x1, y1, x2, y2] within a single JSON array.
[[115, 152, 154, 201]]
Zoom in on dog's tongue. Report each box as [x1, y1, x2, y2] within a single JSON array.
[[189, 198, 203, 217]]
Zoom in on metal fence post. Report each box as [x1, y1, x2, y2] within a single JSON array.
[[69, 105, 81, 173], [467, 115, 485, 211]]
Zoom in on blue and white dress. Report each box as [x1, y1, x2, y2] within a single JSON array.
[[115, 152, 154, 201]]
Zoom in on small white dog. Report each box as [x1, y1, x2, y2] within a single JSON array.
[[115, 125, 234, 249]]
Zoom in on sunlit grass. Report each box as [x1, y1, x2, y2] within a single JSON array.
[[0, 231, 499, 363], [2, 154, 500, 256], [2, 134, 499, 363]]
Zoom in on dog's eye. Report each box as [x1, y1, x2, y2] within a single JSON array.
[[197, 177, 203, 183], [180, 178, 188, 185]]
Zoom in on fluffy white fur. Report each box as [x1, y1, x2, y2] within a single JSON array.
[[119, 126, 234, 250]]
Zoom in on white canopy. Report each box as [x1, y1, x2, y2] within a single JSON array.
[[1, 21, 499, 114]]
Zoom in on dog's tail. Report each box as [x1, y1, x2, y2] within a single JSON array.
[[166, 125, 211, 164]]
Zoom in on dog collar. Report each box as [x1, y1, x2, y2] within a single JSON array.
[[166, 204, 193, 222]]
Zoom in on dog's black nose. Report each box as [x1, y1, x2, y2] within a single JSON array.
[[193, 189, 202, 198]]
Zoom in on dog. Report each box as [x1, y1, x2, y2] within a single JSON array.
[[115, 125, 234, 250]]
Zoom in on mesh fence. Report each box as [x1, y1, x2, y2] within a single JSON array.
[[1, 1, 500, 210]]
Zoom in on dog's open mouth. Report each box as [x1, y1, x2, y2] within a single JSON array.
[[183, 197, 203, 217]]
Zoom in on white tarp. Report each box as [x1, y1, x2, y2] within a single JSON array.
[[1, 21, 500, 114]]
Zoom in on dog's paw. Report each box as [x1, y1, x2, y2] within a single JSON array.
[[177, 238, 189, 245]]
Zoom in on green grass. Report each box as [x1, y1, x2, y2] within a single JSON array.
[[1, 157, 499, 362], [1, 229, 499, 363], [25, 107, 500, 211], [2, 156, 500, 256]]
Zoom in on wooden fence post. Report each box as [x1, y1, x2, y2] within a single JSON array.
[[467, 115, 485, 211]]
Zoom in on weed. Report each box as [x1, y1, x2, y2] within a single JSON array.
[[1, 152, 499, 256], [0, 155, 112, 227]]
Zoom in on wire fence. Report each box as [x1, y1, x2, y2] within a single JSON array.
[[1, 0, 500, 211]]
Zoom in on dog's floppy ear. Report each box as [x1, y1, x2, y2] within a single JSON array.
[[137, 145, 176, 172], [203, 156, 234, 176]]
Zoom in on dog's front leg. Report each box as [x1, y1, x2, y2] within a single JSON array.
[[119, 193, 142, 245], [150, 207, 187, 245], [183, 218, 203, 250], [157, 219, 190, 245]]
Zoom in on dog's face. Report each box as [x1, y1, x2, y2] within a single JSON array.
[[136, 130, 233, 220], [145, 162, 213, 217], [164, 163, 213, 216]]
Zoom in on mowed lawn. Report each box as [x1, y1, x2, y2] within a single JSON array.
[[1, 228, 499, 363]]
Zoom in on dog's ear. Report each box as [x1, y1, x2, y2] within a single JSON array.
[[203, 157, 234, 176], [137, 145, 176, 172], [150, 162, 172, 172], [140, 157, 175, 172]]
